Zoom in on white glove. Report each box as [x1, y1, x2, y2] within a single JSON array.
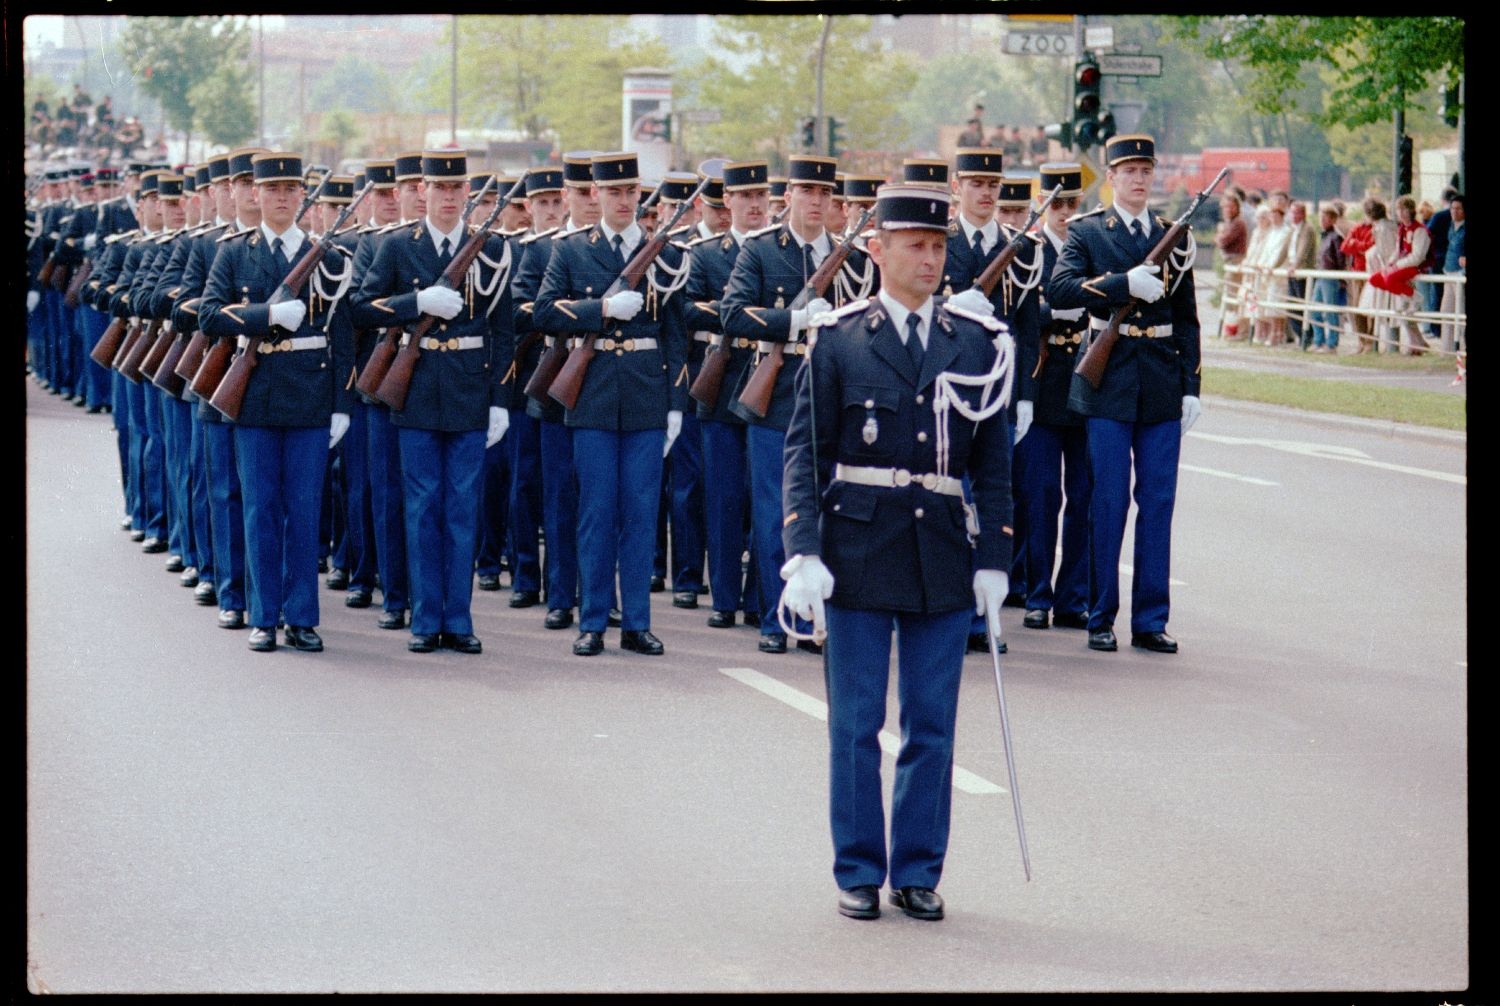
[[780, 553, 835, 639], [268, 298, 307, 332], [1051, 305, 1085, 322], [486, 406, 509, 448], [1126, 263, 1165, 303], [663, 410, 682, 457], [328, 412, 350, 449], [1014, 400, 1033, 444], [789, 296, 833, 333], [416, 284, 463, 320], [83, 233, 98, 251], [1181, 395, 1202, 435], [602, 289, 644, 321], [973, 569, 1010, 640], [947, 287, 995, 317], [27, 291, 40, 314]]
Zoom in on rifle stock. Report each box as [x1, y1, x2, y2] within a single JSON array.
[[37, 258, 56, 289], [51, 261, 73, 293], [152, 329, 191, 396], [524, 336, 569, 404], [111, 319, 144, 370], [189, 337, 234, 400], [90, 316, 128, 368], [64, 257, 92, 308], [1074, 167, 1229, 390], [354, 328, 400, 399], [119, 319, 163, 383], [687, 334, 733, 409], [138, 321, 176, 381], [173, 328, 210, 383]]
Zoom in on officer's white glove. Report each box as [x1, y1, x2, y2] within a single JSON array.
[[416, 284, 463, 320], [1014, 400, 1033, 444], [973, 569, 1010, 640], [789, 296, 833, 333], [83, 232, 98, 251], [486, 406, 509, 448], [1181, 395, 1202, 435], [268, 298, 306, 332], [328, 412, 350, 450], [1126, 263, 1165, 303], [663, 409, 682, 457], [780, 553, 835, 639], [27, 291, 41, 314], [947, 287, 995, 317], [1051, 305, 1085, 322], [602, 289, 644, 321]]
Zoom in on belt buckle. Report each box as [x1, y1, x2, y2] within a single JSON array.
[[920, 473, 938, 491], [1140, 326, 1153, 338], [621, 339, 635, 351], [600, 338, 615, 351], [894, 469, 912, 487], [445, 337, 459, 351]]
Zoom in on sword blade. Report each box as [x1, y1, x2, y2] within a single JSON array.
[[989, 629, 1031, 881]]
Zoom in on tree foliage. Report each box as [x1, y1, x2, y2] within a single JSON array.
[[189, 60, 256, 152], [120, 16, 252, 150]]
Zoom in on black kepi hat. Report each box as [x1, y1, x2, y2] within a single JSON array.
[[875, 184, 951, 232]]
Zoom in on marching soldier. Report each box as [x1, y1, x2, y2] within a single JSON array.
[[1048, 134, 1201, 654], [350, 150, 513, 655], [780, 183, 1015, 922], [533, 151, 689, 657], [768, 176, 787, 219], [200, 151, 359, 653], [1020, 163, 1092, 631], [840, 175, 882, 237]]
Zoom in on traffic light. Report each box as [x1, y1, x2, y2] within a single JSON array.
[[1072, 55, 1103, 150], [1044, 121, 1073, 150], [1095, 108, 1116, 146], [801, 117, 816, 151], [827, 116, 846, 157], [1397, 134, 1414, 196]]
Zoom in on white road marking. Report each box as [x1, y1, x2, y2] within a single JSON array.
[[718, 666, 1006, 795], [1180, 463, 1279, 486], [1189, 432, 1465, 485]]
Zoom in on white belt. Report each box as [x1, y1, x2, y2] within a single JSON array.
[[834, 464, 964, 497], [570, 336, 657, 351], [757, 340, 808, 356], [239, 335, 327, 353], [399, 334, 484, 351], [693, 331, 713, 343], [709, 334, 755, 349], [1089, 317, 1173, 338]]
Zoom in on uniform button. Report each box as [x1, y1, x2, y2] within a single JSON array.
[[915, 394, 925, 405], [616, 348, 624, 356], [864, 399, 874, 408], [916, 431, 927, 442], [914, 508, 924, 518], [833, 504, 841, 512]]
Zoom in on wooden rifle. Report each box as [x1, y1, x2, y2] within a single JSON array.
[[1074, 166, 1228, 390], [90, 315, 129, 368], [372, 175, 517, 411], [118, 318, 162, 383], [546, 177, 708, 411], [733, 203, 875, 421], [209, 181, 373, 420]]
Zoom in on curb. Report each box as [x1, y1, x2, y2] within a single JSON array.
[[1200, 394, 1467, 447]]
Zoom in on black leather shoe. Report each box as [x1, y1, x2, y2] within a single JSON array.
[[573, 631, 604, 656], [345, 589, 372, 609], [707, 610, 735, 629], [377, 609, 408, 630], [218, 609, 245, 630], [509, 590, 540, 609], [164, 554, 184, 572], [194, 581, 218, 605], [247, 626, 277, 651], [796, 639, 823, 655], [141, 537, 167, 554], [1088, 628, 1119, 652], [1002, 591, 1026, 609], [889, 886, 944, 921], [442, 633, 483, 654], [1131, 631, 1178, 654], [325, 567, 348, 590], [838, 885, 881, 920], [284, 626, 323, 652], [129, 529, 146, 542], [620, 629, 665, 655], [759, 633, 788, 654], [968, 632, 1005, 654], [1023, 609, 1049, 629], [179, 566, 199, 587], [608, 608, 623, 627], [121, 517, 134, 531], [544, 608, 574, 630], [743, 612, 760, 629], [672, 591, 699, 609], [477, 573, 502, 591], [318, 556, 329, 574], [649, 575, 665, 593], [408, 633, 440, 653], [1053, 611, 1090, 630]]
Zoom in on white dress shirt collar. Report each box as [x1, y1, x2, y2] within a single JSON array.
[[260, 222, 305, 260], [1113, 201, 1152, 236], [959, 214, 1000, 253], [598, 219, 643, 258], [1043, 221, 1067, 252], [426, 218, 466, 256], [878, 291, 934, 349]]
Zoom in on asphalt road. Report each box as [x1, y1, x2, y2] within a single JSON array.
[[25, 379, 1469, 994]]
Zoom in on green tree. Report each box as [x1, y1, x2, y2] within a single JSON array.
[[120, 16, 252, 158], [312, 54, 398, 117], [189, 62, 256, 156], [318, 108, 361, 164]]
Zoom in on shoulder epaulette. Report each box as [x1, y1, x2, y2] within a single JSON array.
[[941, 301, 1006, 332], [335, 223, 361, 236], [560, 226, 594, 241], [746, 223, 782, 239], [810, 298, 870, 328], [519, 226, 559, 246], [947, 221, 961, 238], [374, 221, 405, 235], [105, 229, 141, 245], [498, 226, 529, 238], [684, 232, 719, 248], [1070, 205, 1107, 222], [217, 227, 253, 243]]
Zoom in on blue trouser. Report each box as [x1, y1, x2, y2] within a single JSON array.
[[701, 419, 752, 614], [367, 404, 408, 613], [475, 427, 513, 580], [400, 427, 485, 637], [235, 424, 326, 630], [80, 307, 111, 408], [323, 450, 343, 570], [341, 402, 377, 593], [132, 379, 167, 540], [46, 290, 71, 393], [826, 603, 970, 892], [506, 409, 544, 594], [747, 424, 789, 637], [1311, 278, 1345, 348], [1019, 421, 1091, 616], [112, 370, 134, 521], [188, 405, 214, 586], [204, 418, 246, 613], [1086, 417, 1180, 634], [26, 293, 44, 378], [163, 394, 195, 565], [668, 410, 706, 593], [573, 427, 664, 633], [539, 419, 579, 612]]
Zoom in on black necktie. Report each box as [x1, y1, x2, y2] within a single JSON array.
[[905, 314, 924, 372], [439, 237, 452, 266], [273, 237, 289, 269], [1131, 219, 1150, 257], [972, 230, 985, 257], [611, 233, 625, 269]]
